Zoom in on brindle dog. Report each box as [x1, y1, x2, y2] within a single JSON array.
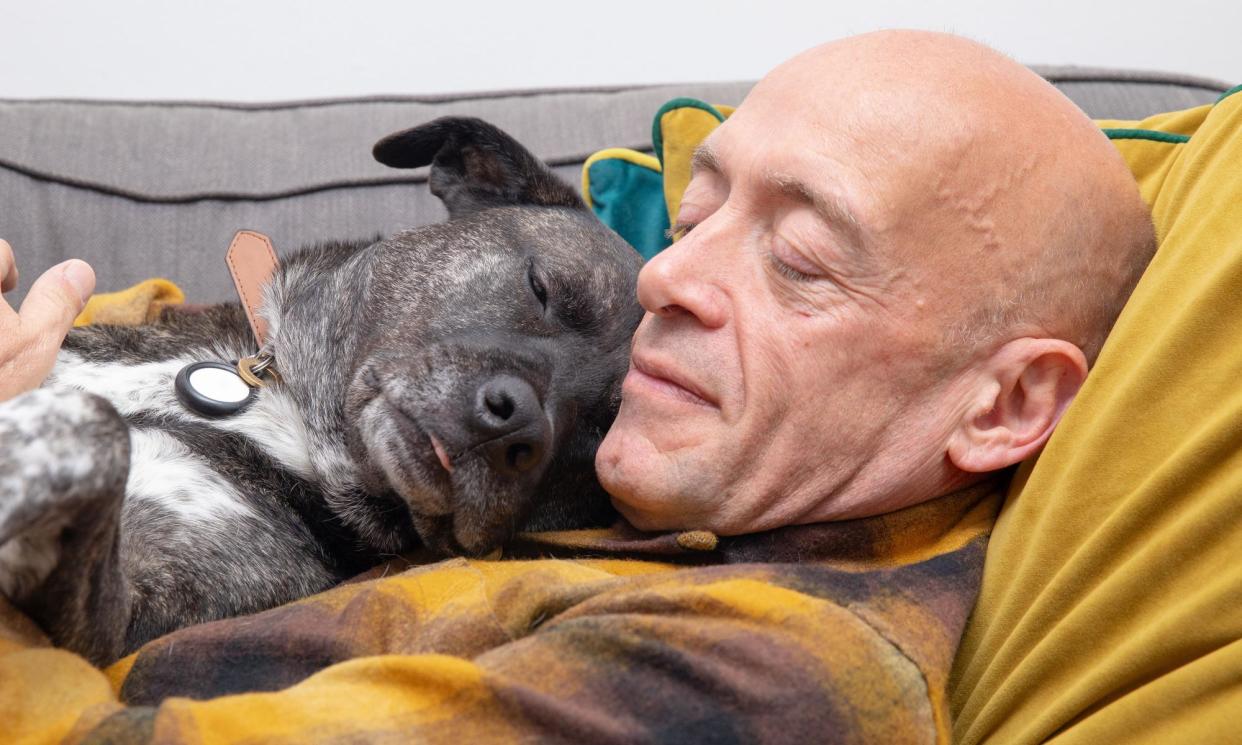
[[0, 118, 643, 665]]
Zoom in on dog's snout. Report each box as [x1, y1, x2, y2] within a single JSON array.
[[489, 434, 545, 477], [481, 380, 520, 424], [473, 376, 548, 477]]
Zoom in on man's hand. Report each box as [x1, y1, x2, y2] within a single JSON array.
[[0, 239, 95, 401]]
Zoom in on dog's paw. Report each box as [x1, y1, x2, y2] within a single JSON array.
[[0, 386, 128, 492], [0, 387, 129, 599]]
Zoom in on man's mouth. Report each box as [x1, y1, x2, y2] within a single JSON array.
[[626, 354, 717, 408]]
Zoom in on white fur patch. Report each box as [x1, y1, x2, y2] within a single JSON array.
[[0, 389, 100, 543], [48, 351, 186, 418], [210, 392, 316, 481], [49, 350, 327, 489], [126, 430, 255, 523]]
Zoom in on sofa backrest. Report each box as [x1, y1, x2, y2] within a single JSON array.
[[0, 67, 1229, 304]]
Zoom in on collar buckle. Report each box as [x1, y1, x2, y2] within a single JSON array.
[[237, 350, 280, 388]]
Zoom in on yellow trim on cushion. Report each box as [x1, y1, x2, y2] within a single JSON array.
[[1095, 104, 1213, 228], [1096, 104, 1210, 141], [651, 98, 728, 167], [657, 102, 735, 226], [580, 148, 661, 209]]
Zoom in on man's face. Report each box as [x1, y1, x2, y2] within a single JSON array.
[[595, 67, 983, 535]]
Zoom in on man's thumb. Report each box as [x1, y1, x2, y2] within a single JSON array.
[[19, 259, 96, 338]]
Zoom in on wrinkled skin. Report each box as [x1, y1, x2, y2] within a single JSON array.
[[598, 31, 1152, 536]]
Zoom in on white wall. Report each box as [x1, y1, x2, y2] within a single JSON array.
[[3, 0, 1238, 100]]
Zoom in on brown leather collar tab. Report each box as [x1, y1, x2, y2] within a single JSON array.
[[225, 230, 279, 348]]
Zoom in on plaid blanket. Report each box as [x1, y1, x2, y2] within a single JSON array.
[[1, 477, 1001, 745]]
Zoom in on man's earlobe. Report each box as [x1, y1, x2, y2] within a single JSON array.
[[947, 338, 1089, 473]]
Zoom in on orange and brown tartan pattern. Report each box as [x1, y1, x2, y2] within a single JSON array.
[[2, 480, 1001, 745]]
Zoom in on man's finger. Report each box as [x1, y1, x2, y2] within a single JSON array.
[[18, 259, 96, 340], [0, 239, 16, 294]]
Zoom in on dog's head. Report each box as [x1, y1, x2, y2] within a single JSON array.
[[344, 117, 643, 556]]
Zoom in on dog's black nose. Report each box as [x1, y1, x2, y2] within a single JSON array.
[[473, 376, 548, 477]]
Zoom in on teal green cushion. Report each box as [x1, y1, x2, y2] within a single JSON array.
[[584, 155, 669, 259]]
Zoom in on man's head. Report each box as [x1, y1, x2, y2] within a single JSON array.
[[596, 30, 1155, 535]]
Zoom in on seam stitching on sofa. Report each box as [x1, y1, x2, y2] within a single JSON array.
[[0, 83, 748, 111], [0, 70, 1222, 110], [1046, 76, 1227, 92], [0, 148, 653, 204], [1039, 68, 1231, 92], [0, 70, 1225, 112]]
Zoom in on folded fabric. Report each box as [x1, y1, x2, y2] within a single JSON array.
[[951, 87, 1242, 744], [1, 479, 1002, 744], [73, 278, 185, 327]]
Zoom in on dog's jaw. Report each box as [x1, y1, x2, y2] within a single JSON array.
[[349, 380, 546, 557], [256, 241, 427, 554]]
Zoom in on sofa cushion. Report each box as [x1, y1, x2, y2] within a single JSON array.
[[950, 87, 1242, 744], [0, 69, 1228, 304]]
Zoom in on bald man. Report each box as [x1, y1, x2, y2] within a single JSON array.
[[3, 31, 1156, 745], [597, 30, 1154, 536]]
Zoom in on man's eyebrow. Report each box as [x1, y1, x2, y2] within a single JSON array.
[[690, 143, 723, 176]]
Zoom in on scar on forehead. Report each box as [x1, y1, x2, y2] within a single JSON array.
[[931, 149, 1041, 253], [690, 142, 871, 260]]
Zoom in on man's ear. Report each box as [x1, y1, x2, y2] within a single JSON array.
[[946, 338, 1089, 473], [372, 116, 585, 219]]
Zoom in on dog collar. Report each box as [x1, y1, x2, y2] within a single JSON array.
[[225, 230, 279, 347], [176, 231, 281, 418]]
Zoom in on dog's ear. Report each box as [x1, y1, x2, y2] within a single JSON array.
[[373, 117, 585, 219]]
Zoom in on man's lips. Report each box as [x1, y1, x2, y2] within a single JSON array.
[[626, 354, 717, 408]]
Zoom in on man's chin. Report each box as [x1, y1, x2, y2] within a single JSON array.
[[596, 424, 707, 532]]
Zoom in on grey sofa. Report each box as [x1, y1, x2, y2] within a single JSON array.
[[0, 67, 1230, 306]]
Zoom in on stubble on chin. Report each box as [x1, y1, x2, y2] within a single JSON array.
[[595, 419, 649, 503], [595, 418, 686, 530]]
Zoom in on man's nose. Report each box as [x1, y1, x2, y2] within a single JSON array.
[[636, 230, 729, 328]]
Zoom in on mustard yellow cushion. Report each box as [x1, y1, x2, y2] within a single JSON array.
[[952, 87, 1242, 743], [74, 277, 185, 327], [651, 98, 734, 225]]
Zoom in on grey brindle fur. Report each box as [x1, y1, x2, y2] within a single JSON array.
[[0, 118, 643, 666]]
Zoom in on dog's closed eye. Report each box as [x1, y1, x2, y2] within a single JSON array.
[[527, 260, 548, 312]]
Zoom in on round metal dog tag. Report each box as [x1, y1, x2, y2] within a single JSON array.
[[175, 361, 257, 417]]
